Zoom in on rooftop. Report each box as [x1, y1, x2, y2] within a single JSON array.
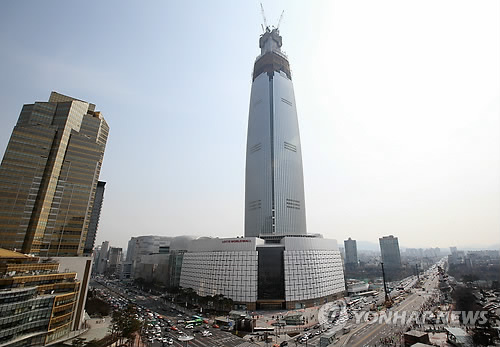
[[0, 248, 33, 259]]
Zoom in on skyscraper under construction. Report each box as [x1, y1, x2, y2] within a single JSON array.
[[245, 28, 307, 239]]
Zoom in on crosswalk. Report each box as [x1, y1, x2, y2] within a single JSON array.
[[167, 334, 245, 347]]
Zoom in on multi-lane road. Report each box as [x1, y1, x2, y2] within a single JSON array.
[[92, 261, 443, 347], [92, 279, 246, 347], [340, 268, 440, 346]]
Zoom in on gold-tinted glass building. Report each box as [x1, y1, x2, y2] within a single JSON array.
[[0, 92, 109, 256]]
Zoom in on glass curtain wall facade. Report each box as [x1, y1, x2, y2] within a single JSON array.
[[0, 92, 109, 256], [0, 249, 79, 346], [83, 181, 106, 254], [245, 28, 307, 238]]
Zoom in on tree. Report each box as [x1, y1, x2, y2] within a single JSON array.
[[109, 305, 142, 345]]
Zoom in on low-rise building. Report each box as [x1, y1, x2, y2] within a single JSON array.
[[180, 236, 345, 310], [0, 249, 80, 346]]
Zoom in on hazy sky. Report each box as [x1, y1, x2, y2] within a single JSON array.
[[1, 1, 498, 250]]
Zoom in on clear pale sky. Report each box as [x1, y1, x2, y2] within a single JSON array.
[[1, 1, 498, 250]]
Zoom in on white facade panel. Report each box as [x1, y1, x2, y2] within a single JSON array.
[[179, 250, 258, 303], [283, 250, 345, 302]]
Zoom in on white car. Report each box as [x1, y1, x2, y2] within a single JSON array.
[[202, 331, 212, 337], [185, 324, 194, 329]]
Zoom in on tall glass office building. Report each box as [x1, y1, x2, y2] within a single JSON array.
[[245, 28, 307, 238], [0, 92, 109, 256]]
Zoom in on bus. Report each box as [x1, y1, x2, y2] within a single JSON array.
[[358, 291, 378, 297], [185, 318, 203, 326], [347, 298, 361, 307]]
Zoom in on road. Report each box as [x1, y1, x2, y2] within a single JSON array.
[[340, 271, 439, 347], [91, 280, 246, 347]]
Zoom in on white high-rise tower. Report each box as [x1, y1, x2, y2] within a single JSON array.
[[245, 28, 306, 238]]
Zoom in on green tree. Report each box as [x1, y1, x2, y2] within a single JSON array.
[[109, 305, 142, 345]]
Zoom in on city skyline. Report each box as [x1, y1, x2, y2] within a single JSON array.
[[1, 1, 498, 250]]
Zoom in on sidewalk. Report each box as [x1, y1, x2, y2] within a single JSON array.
[[67, 316, 111, 345], [252, 306, 320, 329]]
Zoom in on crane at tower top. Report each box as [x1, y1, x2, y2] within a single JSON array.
[[260, 3, 268, 32], [260, 3, 285, 33]]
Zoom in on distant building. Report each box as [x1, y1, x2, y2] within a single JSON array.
[[404, 247, 440, 259], [107, 247, 122, 276], [120, 261, 133, 280], [124, 235, 193, 286], [84, 181, 106, 255], [0, 249, 81, 345], [96, 241, 109, 274], [126, 235, 172, 262], [379, 235, 401, 268], [344, 238, 358, 268], [0, 92, 109, 256]]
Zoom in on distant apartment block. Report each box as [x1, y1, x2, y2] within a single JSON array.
[[344, 238, 358, 268], [379, 235, 402, 268]]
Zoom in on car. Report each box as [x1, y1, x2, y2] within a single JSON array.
[[170, 326, 178, 331], [185, 324, 194, 329], [202, 331, 213, 337], [303, 327, 310, 331], [212, 324, 219, 328]]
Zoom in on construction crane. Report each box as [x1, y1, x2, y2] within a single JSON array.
[[277, 10, 284, 30], [381, 262, 393, 308], [260, 3, 268, 31]]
